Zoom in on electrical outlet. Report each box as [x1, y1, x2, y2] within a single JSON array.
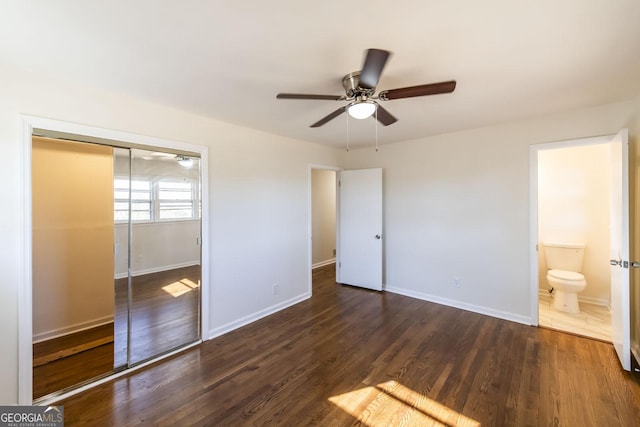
[[272, 283, 280, 295], [453, 277, 461, 288]]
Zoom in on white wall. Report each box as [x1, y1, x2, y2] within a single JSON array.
[[114, 221, 201, 277], [311, 169, 336, 266], [31, 138, 115, 341], [537, 144, 611, 305], [0, 65, 339, 404], [341, 100, 638, 324]]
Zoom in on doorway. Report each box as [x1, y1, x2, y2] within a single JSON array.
[[309, 166, 384, 293], [535, 140, 612, 341], [310, 167, 338, 291], [19, 115, 210, 405]]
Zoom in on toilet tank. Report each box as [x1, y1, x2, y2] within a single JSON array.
[[543, 242, 585, 272]]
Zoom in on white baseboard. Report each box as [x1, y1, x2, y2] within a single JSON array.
[[206, 292, 311, 340], [384, 285, 532, 326], [537, 288, 609, 307], [312, 258, 336, 269], [114, 260, 200, 280], [33, 316, 114, 343], [578, 295, 610, 307]]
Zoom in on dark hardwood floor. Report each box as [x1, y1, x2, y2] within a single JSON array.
[[115, 264, 201, 365], [59, 264, 640, 426], [34, 265, 200, 400], [33, 324, 114, 399]]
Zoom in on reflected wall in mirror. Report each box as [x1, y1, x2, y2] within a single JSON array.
[[32, 137, 116, 399]]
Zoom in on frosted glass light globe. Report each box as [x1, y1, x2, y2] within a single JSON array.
[[348, 101, 377, 119]]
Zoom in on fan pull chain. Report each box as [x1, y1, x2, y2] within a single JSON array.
[[375, 108, 379, 152], [346, 111, 350, 152]]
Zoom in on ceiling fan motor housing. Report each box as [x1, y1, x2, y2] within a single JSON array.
[[342, 72, 374, 99]]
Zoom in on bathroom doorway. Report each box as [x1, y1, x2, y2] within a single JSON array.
[[533, 137, 614, 341]]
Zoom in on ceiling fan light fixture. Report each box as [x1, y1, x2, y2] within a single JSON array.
[[176, 155, 194, 168], [347, 101, 377, 120]]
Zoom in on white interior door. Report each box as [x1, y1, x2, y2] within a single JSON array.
[[610, 128, 631, 371], [338, 168, 383, 291]]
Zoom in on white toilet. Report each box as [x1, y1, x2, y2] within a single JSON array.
[[543, 242, 587, 314]]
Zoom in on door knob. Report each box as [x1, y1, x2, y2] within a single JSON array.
[[375, 234, 381, 239]]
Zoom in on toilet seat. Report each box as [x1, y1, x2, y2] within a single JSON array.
[[547, 269, 586, 290], [547, 269, 584, 281]]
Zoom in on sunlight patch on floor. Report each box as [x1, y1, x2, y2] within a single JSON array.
[[329, 380, 479, 427], [162, 278, 200, 297]]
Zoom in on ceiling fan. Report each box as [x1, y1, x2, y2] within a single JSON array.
[[276, 48, 456, 128]]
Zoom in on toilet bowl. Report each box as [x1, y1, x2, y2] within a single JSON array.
[[546, 269, 587, 314], [543, 242, 587, 314]]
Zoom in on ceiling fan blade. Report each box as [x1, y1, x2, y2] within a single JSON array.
[[374, 105, 398, 126], [359, 49, 391, 89], [381, 80, 457, 100], [310, 106, 347, 127], [277, 93, 344, 100]]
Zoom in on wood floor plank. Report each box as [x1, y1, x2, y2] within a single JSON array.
[[33, 336, 114, 367], [33, 343, 114, 399], [58, 264, 640, 426]]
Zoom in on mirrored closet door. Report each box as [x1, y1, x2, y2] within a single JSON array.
[[32, 137, 116, 399], [117, 148, 201, 365], [32, 137, 201, 401]]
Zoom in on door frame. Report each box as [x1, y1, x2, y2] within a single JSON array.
[[529, 134, 615, 325], [307, 164, 341, 295], [18, 115, 210, 404]]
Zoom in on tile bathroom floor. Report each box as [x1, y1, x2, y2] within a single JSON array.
[[539, 293, 612, 342]]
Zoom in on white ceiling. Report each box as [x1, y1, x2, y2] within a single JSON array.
[[2, 1, 640, 148]]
